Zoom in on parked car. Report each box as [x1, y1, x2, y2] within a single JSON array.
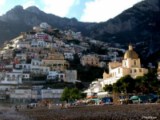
[[129, 95, 149, 103], [101, 97, 113, 105]]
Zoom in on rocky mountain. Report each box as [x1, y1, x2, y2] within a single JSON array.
[[0, 5, 95, 43], [91, 0, 160, 43], [90, 0, 160, 61], [0, 0, 160, 57]]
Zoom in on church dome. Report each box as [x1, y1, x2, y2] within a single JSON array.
[[124, 45, 138, 59]]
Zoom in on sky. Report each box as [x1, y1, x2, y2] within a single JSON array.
[[0, 0, 143, 23]]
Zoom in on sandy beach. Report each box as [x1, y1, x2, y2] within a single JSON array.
[[15, 104, 160, 120], [0, 105, 31, 120]]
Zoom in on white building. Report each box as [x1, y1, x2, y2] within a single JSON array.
[[10, 88, 63, 103], [10, 89, 41, 103], [31, 59, 42, 66], [10, 89, 32, 100], [15, 53, 27, 61], [65, 70, 78, 83], [47, 71, 58, 80], [31, 66, 50, 75], [15, 64, 31, 72], [64, 52, 74, 60], [1, 72, 22, 85], [16, 41, 30, 49], [41, 89, 63, 99]]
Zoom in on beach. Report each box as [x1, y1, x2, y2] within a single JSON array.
[[16, 104, 160, 120]]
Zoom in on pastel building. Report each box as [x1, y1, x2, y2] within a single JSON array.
[[81, 54, 99, 67], [42, 53, 69, 71]]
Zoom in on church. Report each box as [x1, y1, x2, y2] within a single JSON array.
[[85, 45, 148, 96]]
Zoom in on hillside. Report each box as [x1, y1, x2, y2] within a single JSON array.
[[91, 0, 160, 41], [0, 0, 160, 56], [0, 6, 95, 43]]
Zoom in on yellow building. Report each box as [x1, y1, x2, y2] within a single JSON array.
[[42, 53, 69, 71], [85, 45, 148, 95], [102, 45, 148, 85], [81, 54, 99, 67]]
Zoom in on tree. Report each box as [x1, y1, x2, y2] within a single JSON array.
[[103, 84, 113, 92], [134, 76, 148, 93], [103, 75, 135, 93], [134, 71, 160, 94], [103, 71, 160, 94], [121, 75, 135, 93], [61, 87, 84, 102], [70, 88, 81, 100], [61, 87, 70, 102]]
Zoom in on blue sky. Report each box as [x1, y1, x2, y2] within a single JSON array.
[[0, 0, 143, 22]]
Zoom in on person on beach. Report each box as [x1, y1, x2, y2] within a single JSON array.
[[15, 105, 19, 111]]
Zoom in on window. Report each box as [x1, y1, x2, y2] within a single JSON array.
[[118, 68, 120, 74], [134, 69, 137, 73], [19, 65, 22, 68], [139, 69, 142, 72], [130, 70, 132, 73], [134, 60, 136, 65]]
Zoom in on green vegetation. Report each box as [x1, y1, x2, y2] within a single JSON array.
[[44, 81, 85, 90], [31, 74, 47, 80], [103, 84, 113, 92], [87, 44, 108, 55], [104, 71, 160, 94], [77, 66, 104, 82], [66, 39, 80, 45], [61, 87, 86, 102]]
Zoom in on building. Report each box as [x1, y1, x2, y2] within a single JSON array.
[[65, 70, 78, 83], [47, 71, 58, 81], [42, 53, 69, 71], [10, 88, 63, 103], [16, 41, 30, 49], [41, 89, 63, 103], [64, 52, 74, 60], [85, 45, 148, 96], [81, 54, 99, 67], [10, 89, 32, 103]]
